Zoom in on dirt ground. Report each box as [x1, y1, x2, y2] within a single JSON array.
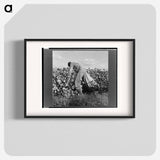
[[51, 92, 108, 108]]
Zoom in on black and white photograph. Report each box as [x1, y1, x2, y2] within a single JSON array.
[[25, 39, 135, 117], [49, 49, 117, 108]]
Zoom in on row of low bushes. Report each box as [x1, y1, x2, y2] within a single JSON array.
[[52, 67, 109, 98]]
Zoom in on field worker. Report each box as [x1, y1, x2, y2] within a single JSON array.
[[66, 62, 97, 95]]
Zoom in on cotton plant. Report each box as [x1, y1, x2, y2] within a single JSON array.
[[52, 67, 108, 98]]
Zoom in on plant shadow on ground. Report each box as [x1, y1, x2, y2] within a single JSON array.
[[52, 92, 108, 108]]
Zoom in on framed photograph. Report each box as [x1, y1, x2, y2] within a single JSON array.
[[25, 39, 135, 118]]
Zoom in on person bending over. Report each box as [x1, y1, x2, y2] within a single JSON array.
[[66, 62, 97, 95]]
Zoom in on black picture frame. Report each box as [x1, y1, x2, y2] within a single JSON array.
[[24, 39, 135, 118]]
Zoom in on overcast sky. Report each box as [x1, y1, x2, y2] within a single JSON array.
[[52, 50, 109, 70]]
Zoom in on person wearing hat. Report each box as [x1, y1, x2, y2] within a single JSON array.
[[66, 62, 97, 95]]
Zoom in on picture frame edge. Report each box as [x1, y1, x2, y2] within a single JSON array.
[[24, 38, 136, 118]]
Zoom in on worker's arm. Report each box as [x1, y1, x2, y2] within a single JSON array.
[[66, 64, 73, 86]]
